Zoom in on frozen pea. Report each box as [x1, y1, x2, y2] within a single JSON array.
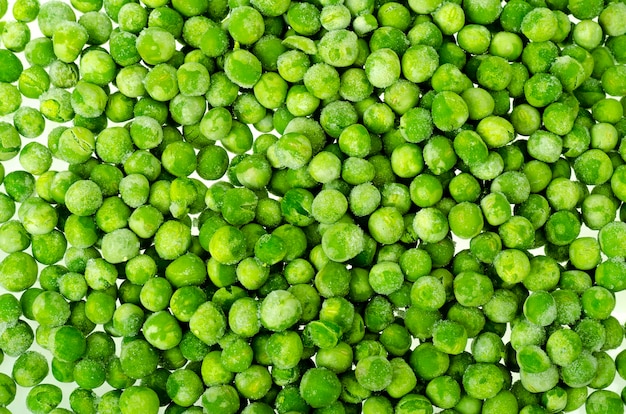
[[107, 29, 140, 66], [432, 2, 465, 35], [591, 122, 619, 152], [78, 11, 113, 45], [457, 24, 490, 55], [453, 131, 487, 168], [356, 356, 393, 392], [548, 56, 585, 93], [596, 258, 626, 293], [228, 6, 264, 45], [310, 189, 346, 225], [561, 350, 599, 388], [319, 100, 358, 139], [79, 50, 116, 87], [38, 1, 77, 35], [69, 81, 107, 119], [99, 228, 139, 264], [119, 386, 160, 414], [17, 65, 50, 100], [525, 73, 563, 108], [367, 261, 403, 296], [367, 206, 404, 245], [185, 303, 226, 350], [111, 302, 144, 338], [567, 237, 601, 271], [476, 116, 515, 148], [431, 91, 468, 132], [321, 222, 364, 262], [364, 47, 400, 88], [370, 25, 408, 56], [521, 7, 557, 42], [466, 232, 502, 266], [12, 350, 49, 387], [136, 26, 176, 65], [461, 87, 495, 121], [499, 216, 535, 250], [363, 102, 395, 135], [276, 50, 309, 84], [0, 251, 38, 291], [154, 220, 191, 260], [170, 94, 207, 126], [545, 210, 581, 246], [32, 290, 70, 327], [224, 49, 262, 89], [51, 22, 88, 63], [448, 202, 483, 240], [2, 21, 30, 53], [410, 275, 446, 312], [463, 363, 504, 400], [259, 289, 302, 332], [142, 310, 182, 351], [490, 31, 523, 61], [523, 291, 557, 327], [409, 173, 443, 208], [600, 2, 626, 36], [0, 83, 23, 116], [402, 44, 438, 84], [413, 207, 448, 244], [507, 62, 530, 98], [453, 271, 493, 309], [142, 64, 178, 102], [54, 127, 94, 165], [480, 192, 511, 227], [49, 326, 85, 364], [26, 384, 63, 412], [528, 130, 563, 163], [383, 79, 419, 116], [165, 369, 204, 408], [431, 319, 467, 356], [477, 56, 512, 91], [470, 150, 504, 180], [573, 19, 603, 50], [347, 183, 379, 219], [390, 143, 423, 179], [399, 107, 433, 144], [271, 132, 312, 170], [586, 390, 624, 414], [65, 180, 103, 217], [0, 48, 23, 86], [24, 37, 54, 68], [17, 199, 57, 238], [407, 0, 442, 14]]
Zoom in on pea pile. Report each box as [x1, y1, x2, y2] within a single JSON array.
[[0, 0, 626, 412]]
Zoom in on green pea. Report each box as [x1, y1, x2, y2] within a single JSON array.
[[0, 48, 23, 85], [449, 202, 484, 240], [233, 365, 272, 401], [142, 310, 183, 351], [163, 369, 203, 408], [0, 372, 16, 406], [76, 11, 111, 45], [13, 350, 49, 387], [364, 47, 400, 88], [0, 83, 23, 117], [118, 386, 160, 414], [321, 222, 364, 262], [0, 251, 38, 291], [409, 342, 450, 382]]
